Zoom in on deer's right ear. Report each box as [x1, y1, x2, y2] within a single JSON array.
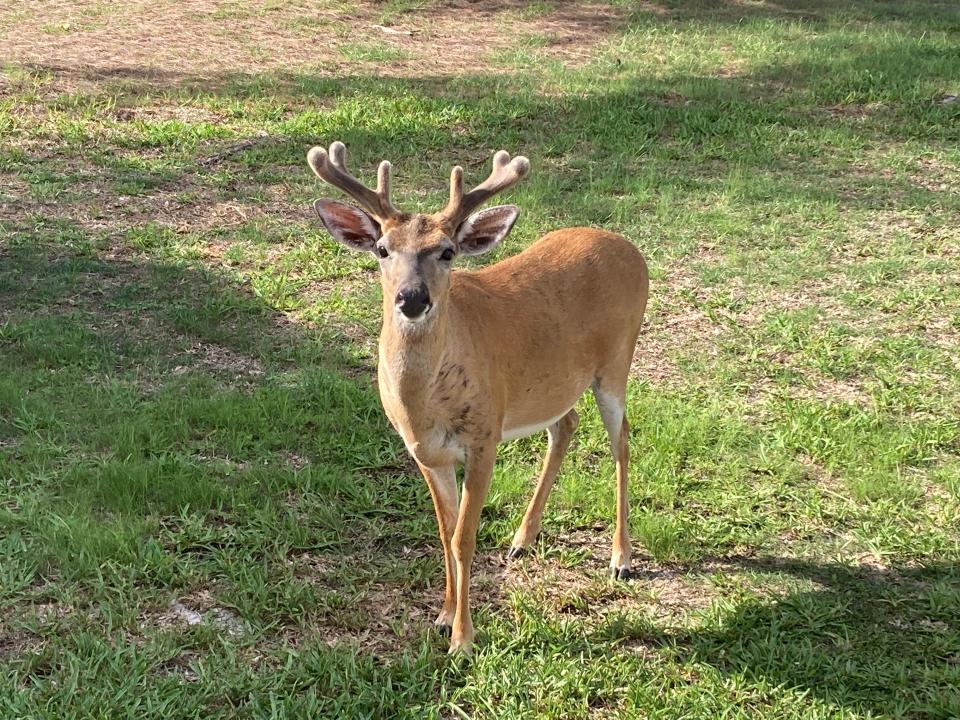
[[313, 199, 381, 253]]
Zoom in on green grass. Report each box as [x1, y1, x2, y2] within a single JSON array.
[[2, 0, 959, 717], [338, 42, 412, 63]]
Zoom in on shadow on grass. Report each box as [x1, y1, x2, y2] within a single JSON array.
[[7, 0, 958, 258], [606, 555, 960, 717], [0, 234, 348, 362], [0, 232, 423, 557], [1, 234, 457, 714], [3, 1, 959, 711], [629, 0, 960, 27], [17, 36, 960, 239]]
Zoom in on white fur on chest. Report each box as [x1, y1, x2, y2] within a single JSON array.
[[378, 357, 468, 467]]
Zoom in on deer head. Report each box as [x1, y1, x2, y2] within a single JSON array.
[[308, 142, 530, 329]]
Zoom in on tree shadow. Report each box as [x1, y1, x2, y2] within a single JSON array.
[[0, 230, 409, 518], [0, 228, 476, 717], [626, 0, 960, 26], [3, 1, 959, 711], [0, 234, 362, 372], [606, 555, 960, 718], [14, 50, 959, 247]]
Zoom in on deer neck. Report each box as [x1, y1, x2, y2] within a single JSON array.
[[378, 302, 452, 416]]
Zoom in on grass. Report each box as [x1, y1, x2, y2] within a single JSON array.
[[1, 0, 959, 717], [337, 42, 412, 63]]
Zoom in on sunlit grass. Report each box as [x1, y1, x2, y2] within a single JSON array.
[[1, 0, 959, 717]]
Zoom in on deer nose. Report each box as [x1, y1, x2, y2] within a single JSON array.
[[396, 286, 431, 318]]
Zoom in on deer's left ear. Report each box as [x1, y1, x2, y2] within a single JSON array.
[[454, 205, 519, 256]]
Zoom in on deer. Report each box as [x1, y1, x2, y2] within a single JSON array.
[[307, 141, 649, 654]]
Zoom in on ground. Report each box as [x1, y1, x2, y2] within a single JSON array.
[[1, 0, 959, 718]]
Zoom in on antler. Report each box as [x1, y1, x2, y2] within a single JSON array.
[[307, 141, 405, 224], [440, 150, 530, 227]]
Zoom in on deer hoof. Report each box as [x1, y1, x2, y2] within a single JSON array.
[[506, 546, 528, 561], [435, 622, 452, 637], [610, 565, 632, 581]]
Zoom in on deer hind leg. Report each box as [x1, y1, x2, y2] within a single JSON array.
[[417, 462, 459, 633], [508, 408, 580, 560], [592, 374, 632, 581]]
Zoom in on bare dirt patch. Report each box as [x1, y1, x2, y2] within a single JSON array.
[[0, 628, 43, 662], [144, 590, 249, 639], [173, 340, 265, 379], [1, 0, 626, 89], [499, 529, 723, 627]]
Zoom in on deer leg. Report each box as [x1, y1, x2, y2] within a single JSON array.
[[449, 445, 496, 655], [417, 462, 459, 633], [592, 379, 632, 581], [508, 408, 579, 559]]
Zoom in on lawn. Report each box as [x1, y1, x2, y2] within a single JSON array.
[[1, 0, 959, 717]]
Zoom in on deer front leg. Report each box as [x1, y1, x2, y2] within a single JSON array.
[[417, 462, 459, 634], [449, 444, 497, 655]]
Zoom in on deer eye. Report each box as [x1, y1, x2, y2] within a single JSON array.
[[376, 245, 389, 259], [439, 248, 455, 262]]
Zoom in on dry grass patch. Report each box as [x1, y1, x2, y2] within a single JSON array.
[[1, 0, 626, 86], [172, 340, 266, 379]]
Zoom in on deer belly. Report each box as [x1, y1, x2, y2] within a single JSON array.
[[501, 409, 571, 442]]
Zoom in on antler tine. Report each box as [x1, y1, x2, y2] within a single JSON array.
[[441, 150, 530, 226], [377, 160, 392, 198], [329, 141, 348, 169], [447, 165, 464, 211], [306, 142, 403, 223]]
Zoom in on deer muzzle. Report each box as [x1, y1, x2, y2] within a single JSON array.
[[396, 285, 432, 319]]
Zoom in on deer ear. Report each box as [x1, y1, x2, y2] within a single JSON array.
[[454, 205, 519, 256], [313, 199, 380, 252]]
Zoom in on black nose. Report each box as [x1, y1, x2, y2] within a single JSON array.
[[396, 286, 431, 318]]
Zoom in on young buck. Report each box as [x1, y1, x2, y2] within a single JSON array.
[[308, 142, 649, 654]]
